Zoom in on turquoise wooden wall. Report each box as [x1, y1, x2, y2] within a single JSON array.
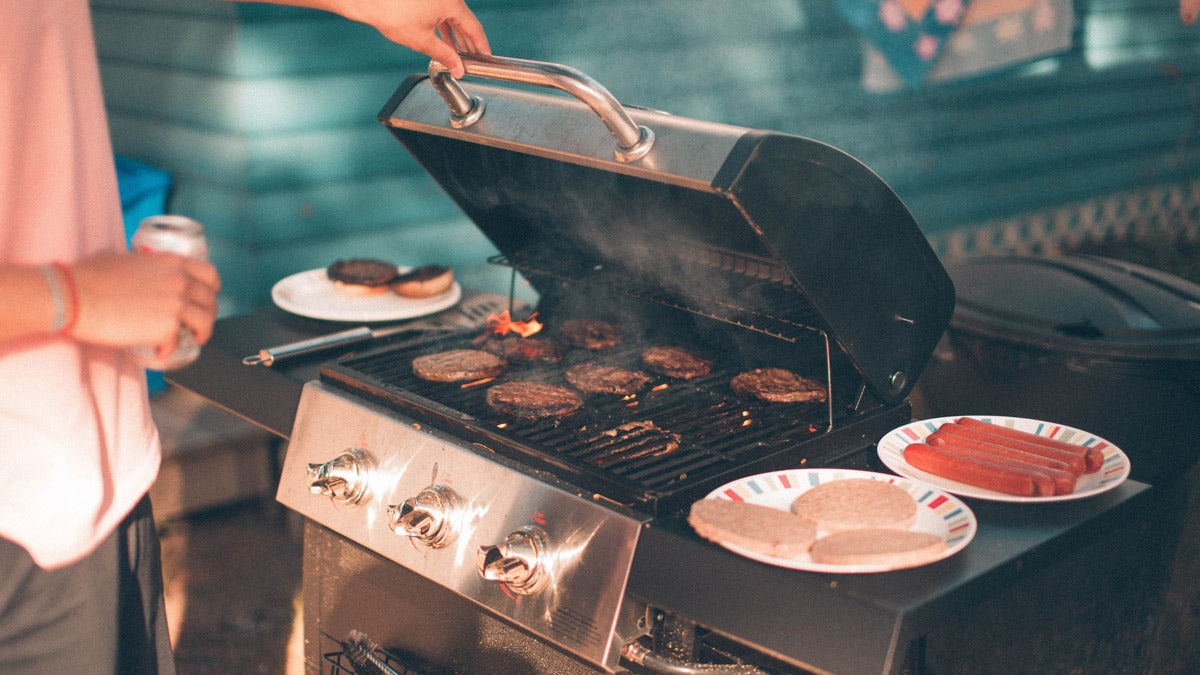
[[92, 0, 1200, 313]]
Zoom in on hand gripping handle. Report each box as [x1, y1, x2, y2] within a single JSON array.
[[428, 54, 655, 163]]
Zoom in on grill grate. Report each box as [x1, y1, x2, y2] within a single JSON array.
[[321, 329, 870, 513]]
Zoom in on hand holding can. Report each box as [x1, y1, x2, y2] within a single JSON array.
[[129, 214, 210, 370]]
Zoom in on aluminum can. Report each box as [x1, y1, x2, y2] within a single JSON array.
[[130, 214, 209, 371]]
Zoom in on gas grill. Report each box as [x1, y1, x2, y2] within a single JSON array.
[[274, 55, 956, 673]]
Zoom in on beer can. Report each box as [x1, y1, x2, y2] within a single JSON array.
[[130, 214, 209, 371]]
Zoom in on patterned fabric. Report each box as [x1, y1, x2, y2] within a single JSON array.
[[840, 0, 1076, 90], [836, 0, 970, 87]]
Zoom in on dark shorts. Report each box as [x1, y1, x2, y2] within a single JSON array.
[[0, 495, 175, 674]]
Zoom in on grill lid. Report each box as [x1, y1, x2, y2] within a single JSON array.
[[378, 55, 954, 403]]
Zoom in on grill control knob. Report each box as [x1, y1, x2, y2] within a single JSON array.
[[387, 485, 459, 548], [476, 526, 550, 595], [306, 448, 370, 504]]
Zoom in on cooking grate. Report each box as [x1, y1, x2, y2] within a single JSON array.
[[321, 330, 870, 513]]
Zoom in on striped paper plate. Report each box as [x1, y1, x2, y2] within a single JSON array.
[[698, 468, 976, 573], [877, 415, 1131, 503]]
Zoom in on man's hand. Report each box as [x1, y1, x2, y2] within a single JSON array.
[[243, 0, 491, 78], [70, 251, 220, 355]]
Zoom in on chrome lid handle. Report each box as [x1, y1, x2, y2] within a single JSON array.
[[429, 55, 655, 163]]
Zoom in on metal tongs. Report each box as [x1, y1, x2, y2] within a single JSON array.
[[242, 292, 515, 367]]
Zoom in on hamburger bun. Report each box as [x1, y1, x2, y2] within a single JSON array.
[[688, 499, 817, 558], [808, 529, 946, 567], [392, 265, 454, 298], [790, 479, 918, 533], [326, 258, 399, 295]]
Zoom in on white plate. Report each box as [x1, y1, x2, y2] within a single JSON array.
[[272, 267, 461, 322], [877, 415, 1131, 503], [699, 468, 976, 573]]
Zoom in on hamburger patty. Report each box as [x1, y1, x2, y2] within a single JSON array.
[[326, 258, 399, 288], [412, 349, 507, 383], [485, 381, 584, 419], [475, 335, 567, 364], [790, 479, 918, 533], [731, 368, 827, 403], [688, 499, 817, 559], [640, 346, 712, 379], [559, 318, 622, 350], [565, 363, 652, 395]]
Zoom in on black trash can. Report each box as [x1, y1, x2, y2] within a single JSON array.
[[913, 253, 1200, 484]]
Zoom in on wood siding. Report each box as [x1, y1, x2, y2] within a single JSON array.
[[93, 0, 1200, 310]]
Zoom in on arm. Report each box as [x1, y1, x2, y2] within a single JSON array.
[[1185, 0, 1199, 23], [0, 252, 220, 356], [235, 0, 491, 78]]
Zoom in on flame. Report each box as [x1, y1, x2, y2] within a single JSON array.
[[486, 310, 543, 337]]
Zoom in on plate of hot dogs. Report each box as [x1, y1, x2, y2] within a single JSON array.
[[877, 415, 1131, 503]]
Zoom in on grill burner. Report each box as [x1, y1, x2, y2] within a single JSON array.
[[321, 322, 891, 516]]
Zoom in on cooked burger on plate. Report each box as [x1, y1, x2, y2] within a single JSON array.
[[640, 345, 712, 379], [326, 258, 399, 295], [808, 529, 947, 567], [485, 381, 584, 419], [413, 349, 507, 383], [392, 264, 455, 298], [565, 363, 652, 395], [688, 499, 817, 558], [790, 479, 918, 533], [731, 367, 827, 403]]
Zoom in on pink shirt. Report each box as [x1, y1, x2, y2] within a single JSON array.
[[0, 0, 161, 568]]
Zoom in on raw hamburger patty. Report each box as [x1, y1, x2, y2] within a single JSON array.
[[640, 346, 712, 379], [731, 368, 827, 403], [790, 479, 918, 533], [565, 363, 652, 395], [559, 318, 622, 350], [326, 258, 398, 289], [808, 529, 946, 568], [412, 349, 506, 383], [476, 335, 567, 364], [485, 381, 584, 419], [688, 499, 817, 558]]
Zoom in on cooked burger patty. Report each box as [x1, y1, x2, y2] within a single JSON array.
[[565, 363, 652, 395], [559, 318, 622, 350], [326, 258, 399, 288], [485, 381, 584, 419], [475, 335, 567, 364], [731, 368, 827, 403], [412, 349, 506, 383], [640, 346, 712, 379]]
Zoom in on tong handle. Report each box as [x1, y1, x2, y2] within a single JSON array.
[[242, 326, 372, 366], [428, 55, 655, 163]]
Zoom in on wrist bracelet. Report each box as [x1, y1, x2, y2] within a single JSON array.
[[38, 264, 66, 334], [40, 262, 80, 336]]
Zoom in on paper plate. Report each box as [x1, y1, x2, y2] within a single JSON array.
[[877, 415, 1131, 503], [272, 267, 461, 322], [697, 468, 976, 573]]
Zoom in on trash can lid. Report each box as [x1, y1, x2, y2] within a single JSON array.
[[947, 254, 1200, 359]]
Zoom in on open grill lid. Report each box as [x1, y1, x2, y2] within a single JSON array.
[[377, 55, 954, 404]]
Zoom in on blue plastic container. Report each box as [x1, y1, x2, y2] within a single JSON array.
[[115, 155, 172, 395]]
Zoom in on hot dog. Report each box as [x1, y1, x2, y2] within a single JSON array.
[[933, 424, 1087, 475], [926, 436, 1077, 495], [903, 443, 1055, 497], [955, 417, 1104, 472]]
